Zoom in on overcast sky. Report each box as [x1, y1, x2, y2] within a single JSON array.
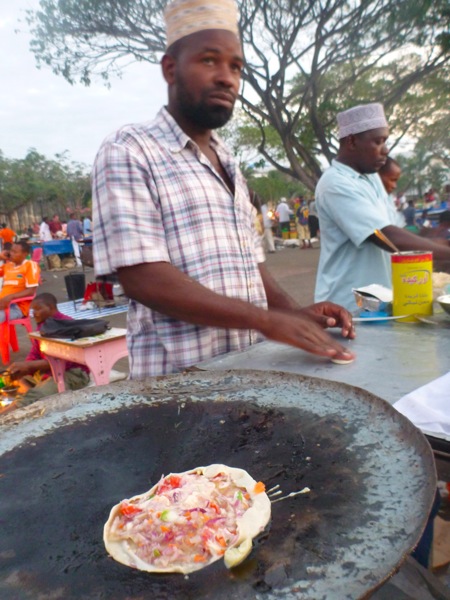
[[0, 0, 167, 169]]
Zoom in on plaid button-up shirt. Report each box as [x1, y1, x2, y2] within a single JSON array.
[[93, 108, 267, 377]]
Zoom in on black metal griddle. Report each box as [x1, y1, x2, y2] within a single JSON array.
[[0, 371, 436, 599]]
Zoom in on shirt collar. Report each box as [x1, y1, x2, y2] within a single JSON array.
[[156, 107, 224, 156], [332, 158, 370, 180]]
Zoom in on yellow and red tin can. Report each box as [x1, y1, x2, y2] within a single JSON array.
[[391, 251, 433, 321]]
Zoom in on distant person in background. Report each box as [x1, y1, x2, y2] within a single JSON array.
[[83, 214, 93, 237], [0, 223, 17, 248], [308, 199, 320, 242], [424, 188, 439, 208], [49, 214, 63, 238], [0, 241, 40, 323], [403, 200, 418, 232], [419, 208, 431, 229], [378, 157, 405, 227], [419, 210, 450, 245], [66, 213, 84, 241], [6, 293, 90, 409], [276, 197, 291, 238], [296, 199, 312, 248], [39, 217, 52, 242], [261, 203, 276, 253]]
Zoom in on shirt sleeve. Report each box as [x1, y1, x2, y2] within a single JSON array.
[[24, 260, 40, 288], [26, 338, 44, 362], [319, 171, 393, 248], [92, 137, 171, 276]]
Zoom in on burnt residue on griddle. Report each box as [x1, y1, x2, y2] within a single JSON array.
[[0, 399, 367, 599]]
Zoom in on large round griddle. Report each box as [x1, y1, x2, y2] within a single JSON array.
[[0, 370, 436, 600]]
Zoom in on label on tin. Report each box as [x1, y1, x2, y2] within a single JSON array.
[[391, 252, 433, 321]]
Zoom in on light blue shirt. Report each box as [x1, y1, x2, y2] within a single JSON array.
[[83, 217, 92, 236], [315, 160, 398, 310]]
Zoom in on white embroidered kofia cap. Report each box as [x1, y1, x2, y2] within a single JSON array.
[[337, 103, 388, 139], [164, 0, 240, 49]]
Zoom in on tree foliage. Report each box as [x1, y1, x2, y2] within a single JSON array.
[[396, 141, 450, 200], [0, 149, 91, 215], [25, 0, 450, 189]]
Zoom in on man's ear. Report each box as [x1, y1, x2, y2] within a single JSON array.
[[161, 54, 176, 84]]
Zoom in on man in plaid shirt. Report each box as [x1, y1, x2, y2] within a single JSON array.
[[92, 0, 355, 378]]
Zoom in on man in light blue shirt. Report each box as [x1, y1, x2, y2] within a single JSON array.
[[315, 103, 450, 310], [83, 215, 92, 237]]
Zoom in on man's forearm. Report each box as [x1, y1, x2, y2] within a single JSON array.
[[380, 226, 450, 260], [118, 262, 270, 331], [1, 288, 36, 307], [118, 261, 356, 360], [257, 263, 300, 311]]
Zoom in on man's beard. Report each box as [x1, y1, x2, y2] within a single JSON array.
[[176, 76, 235, 129]]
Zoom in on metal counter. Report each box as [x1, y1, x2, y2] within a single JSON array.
[[197, 320, 450, 406]]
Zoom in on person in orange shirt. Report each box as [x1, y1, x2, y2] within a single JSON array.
[[0, 240, 40, 323], [0, 223, 16, 247]]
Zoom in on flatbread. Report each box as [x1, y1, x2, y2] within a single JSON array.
[[103, 464, 271, 574], [331, 357, 355, 365]]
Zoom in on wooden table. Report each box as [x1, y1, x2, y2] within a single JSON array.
[[29, 328, 128, 392]]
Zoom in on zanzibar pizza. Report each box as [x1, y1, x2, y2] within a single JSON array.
[[103, 464, 271, 574]]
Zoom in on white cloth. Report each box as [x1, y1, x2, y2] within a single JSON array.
[[39, 221, 52, 242], [394, 372, 450, 440]]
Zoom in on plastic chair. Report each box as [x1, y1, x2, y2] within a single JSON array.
[[31, 247, 44, 282], [0, 296, 35, 364], [31, 247, 43, 263]]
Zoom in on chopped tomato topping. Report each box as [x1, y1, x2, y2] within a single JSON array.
[[158, 475, 182, 493], [120, 503, 143, 516], [194, 554, 206, 562], [209, 501, 220, 514]]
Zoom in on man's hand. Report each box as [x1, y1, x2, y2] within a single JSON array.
[[260, 308, 355, 361], [297, 302, 356, 339], [8, 361, 32, 379], [0, 297, 9, 310]]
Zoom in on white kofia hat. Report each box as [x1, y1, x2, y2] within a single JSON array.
[[337, 103, 388, 139], [164, 0, 240, 49]]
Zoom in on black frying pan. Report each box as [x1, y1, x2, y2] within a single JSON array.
[[0, 370, 436, 599]]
